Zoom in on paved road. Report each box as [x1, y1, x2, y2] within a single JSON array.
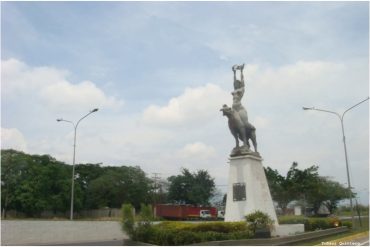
[[319, 231, 369, 246], [38, 239, 125, 246], [1, 220, 127, 246]]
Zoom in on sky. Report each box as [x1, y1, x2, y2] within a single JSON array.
[[1, 2, 369, 205]]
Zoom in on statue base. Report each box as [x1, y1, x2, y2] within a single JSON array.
[[224, 154, 278, 224], [224, 154, 304, 236]]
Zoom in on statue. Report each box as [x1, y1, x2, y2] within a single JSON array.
[[221, 64, 259, 157]]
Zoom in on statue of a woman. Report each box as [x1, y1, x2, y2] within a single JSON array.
[[231, 64, 251, 129]]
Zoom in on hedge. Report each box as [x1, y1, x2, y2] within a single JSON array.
[[157, 221, 248, 233], [278, 216, 350, 231], [132, 221, 253, 245]]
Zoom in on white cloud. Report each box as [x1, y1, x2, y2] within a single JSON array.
[[252, 60, 345, 89], [177, 142, 216, 160], [142, 83, 229, 126], [1, 128, 28, 152], [40, 80, 122, 111], [1, 58, 124, 113]]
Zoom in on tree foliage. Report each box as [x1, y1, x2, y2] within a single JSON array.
[[1, 149, 72, 216], [167, 168, 215, 205], [265, 162, 352, 215], [1, 149, 152, 217]]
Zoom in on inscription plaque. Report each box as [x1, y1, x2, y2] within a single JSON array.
[[233, 183, 246, 201]]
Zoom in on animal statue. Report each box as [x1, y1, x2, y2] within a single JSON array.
[[220, 104, 258, 156]]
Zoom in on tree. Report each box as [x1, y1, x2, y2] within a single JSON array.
[[167, 168, 215, 205], [86, 166, 151, 209], [311, 177, 352, 214], [264, 167, 292, 214], [75, 164, 104, 209], [265, 162, 353, 215], [1, 149, 152, 216], [286, 162, 321, 213], [1, 150, 72, 217], [1, 149, 30, 217]]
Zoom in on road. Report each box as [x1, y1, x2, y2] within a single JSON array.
[[319, 231, 369, 246], [1, 220, 127, 246]]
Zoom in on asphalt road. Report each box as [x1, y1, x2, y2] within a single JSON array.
[[1, 220, 126, 246], [37, 239, 125, 246]]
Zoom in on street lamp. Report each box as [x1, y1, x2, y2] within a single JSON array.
[[303, 97, 369, 228], [57, 108, 99, 220]]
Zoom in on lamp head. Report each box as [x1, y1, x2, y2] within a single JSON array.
[[91, 108, 99, 113], [56, 118, 63, 122], [302, 107, 314, 111]]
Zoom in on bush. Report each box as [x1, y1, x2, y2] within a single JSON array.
[[157, 221, 248, 233], [278, 215, 306, 224], [278, 216, 343, 231], [133, 221, 252, 245], [151, 227, 176, 245], [132, 223, 155, 243], [139, 203, 153, 222], [341, 221, 353, 229], [173, 230, 202, 245], [121, 204, 135, 237], [245, 211, 274, 234]]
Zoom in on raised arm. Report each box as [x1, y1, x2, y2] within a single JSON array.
[[240, 64, 245, 88], [232, 65, 237, 82]]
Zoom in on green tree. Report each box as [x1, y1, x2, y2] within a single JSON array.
[[286, 162, 321, 213], [312, 177, 352, 214], [1, 150, 73, 217], [1, 149, 30, 217], [265, 162, 353, 215], [264, 167, 292, 213], [75, 163, 104, 209], [167, 168, 215, 205], [86, 166, 151, 209]]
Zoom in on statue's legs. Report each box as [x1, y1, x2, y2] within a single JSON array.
[[251, 130, 258, 152], [237, 109, 250, 148]]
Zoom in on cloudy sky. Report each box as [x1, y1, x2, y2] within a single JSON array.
[[2, 2, 369, 204]]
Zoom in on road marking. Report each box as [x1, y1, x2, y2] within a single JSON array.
[[360, 240, 369, 246]]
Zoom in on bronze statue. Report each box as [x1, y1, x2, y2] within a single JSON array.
[[221, 64, 259, 157]]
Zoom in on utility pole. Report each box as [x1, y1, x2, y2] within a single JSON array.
[[152, 173, 161, 204]]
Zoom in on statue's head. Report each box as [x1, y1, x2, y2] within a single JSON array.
[[220, 104, 233, 117]]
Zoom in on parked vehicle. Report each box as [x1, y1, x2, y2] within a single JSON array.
[[154, 204, 217, 220], [217, 210, 225, 219]]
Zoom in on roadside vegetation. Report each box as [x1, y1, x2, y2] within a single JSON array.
[[2, 149, 365, 224]]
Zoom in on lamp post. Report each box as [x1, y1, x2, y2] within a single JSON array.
[[303, 97, 369, 228], [57, 108, 98, 220]]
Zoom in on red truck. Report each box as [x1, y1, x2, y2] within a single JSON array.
[[154, 204, 218, 220]]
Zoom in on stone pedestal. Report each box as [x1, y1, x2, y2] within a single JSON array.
[[224, 154, 278, 224], [224, 154, 304, 237]]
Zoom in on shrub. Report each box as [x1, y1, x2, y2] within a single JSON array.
[[173, 230, 202, 245], [341, 221, 352, 229], [245, 211, 274, 234], [121, 203, 135, 237], [132, 223, 155, 243], [151, 227, 177, 245], [133, 221, 253, 245], [227, 230, 253, 240], [278, 215, 306, 224], [278, 216, 343, 231], [156, 221, 248, 233], [139, 203, 153, 222]]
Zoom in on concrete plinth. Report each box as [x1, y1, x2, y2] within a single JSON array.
[[224, 154, 304, 236], [224, 154, 278, 224]]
